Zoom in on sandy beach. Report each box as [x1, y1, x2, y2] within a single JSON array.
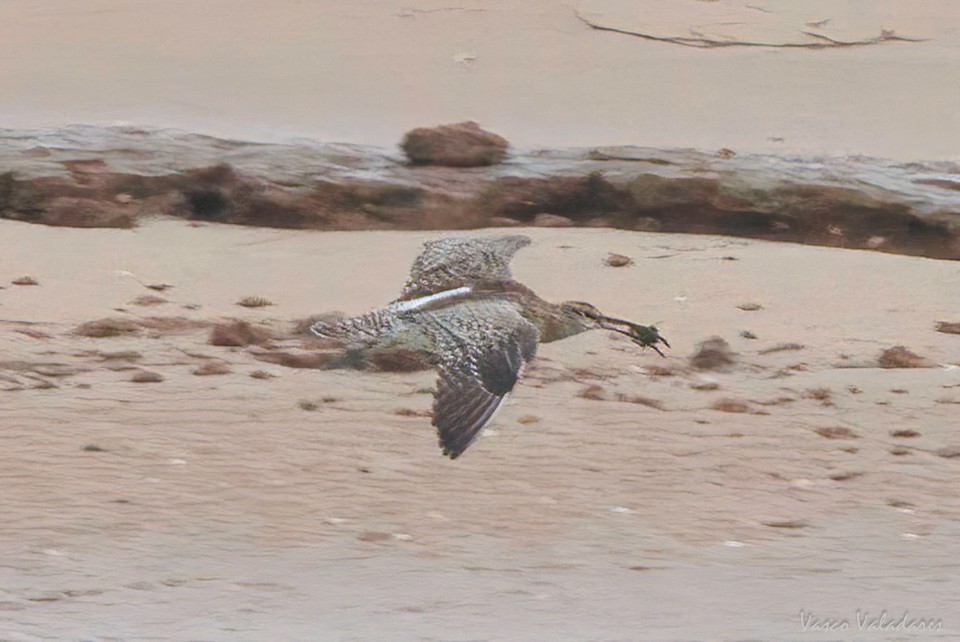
[[1, 0, 959, 160], [2, 0, 960, 638], [2, 219, 959, 639]]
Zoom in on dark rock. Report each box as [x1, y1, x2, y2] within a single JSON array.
[[401, 121, 508, 167]]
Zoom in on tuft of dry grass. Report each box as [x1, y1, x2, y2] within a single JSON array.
[[762, 520, 808, 529], [82, 444, 106, 452], [11, 276, 39, 286], [208, 320, 272, 347], [236, 296, 274, 308], [890, 429, 920, 438], [137, 317, 209, 333], [577, 385, 607, 401], [711, 398, 751, 413], [192, 361, 231, 376], [298, 400, 319, 411], [690, 380, 720, 391], [642, 365, 676, 377], [517, 415, 541, 424], [829, 472, 864, 482], [395, 408, 431, 418], [615, 393, 665, 410], [130, 295, 167, 306], [98, 350, 143, 361], [759, 343, 805, 355], [935, 321, 960, 335], [249, 370, 275, 380], [814, 426, 859, 439], [74, 318, 140, 338], [878, 346, 935, 368], [802, 387, 832, 401], [737, 303, 763, 311]]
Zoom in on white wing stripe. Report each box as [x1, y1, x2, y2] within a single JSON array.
[[392, 286, 473, 312]]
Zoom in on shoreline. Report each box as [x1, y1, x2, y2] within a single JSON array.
[[2, 125, 958, 261]]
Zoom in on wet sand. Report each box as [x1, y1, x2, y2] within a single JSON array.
[[1, 0, 959, 160], [2, 219, 959, 639]]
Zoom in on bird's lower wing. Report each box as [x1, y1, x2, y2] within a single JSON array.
[[408, 300, 539, 458]]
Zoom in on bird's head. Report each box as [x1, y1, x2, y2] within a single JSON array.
[[559, 301, 670, 357]]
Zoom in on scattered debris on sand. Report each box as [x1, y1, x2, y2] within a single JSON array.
[[192, 361, 231, 376], [73, 318, 141, 338], [935, 321, 960, 335], [573, 9, 926, 50], [878, 346, 937, 368], [711, 398, 752, 413], [131, 370, 164, 383], [758, 342, 804, 355], [236, 296, 274, 308], [690, 336, 736, 370], [891, 429, 921, 438], [814, 426, 859, 439], [578, 384, 608, 401], [129, 295, 167, 306], [209, 320, 272, 347], [604, 252, 633, 267]]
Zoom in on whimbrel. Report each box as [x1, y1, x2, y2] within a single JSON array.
[[311, 235, 668, 458]]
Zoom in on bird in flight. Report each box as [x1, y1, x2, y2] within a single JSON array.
[[311, 235, 668, 458]]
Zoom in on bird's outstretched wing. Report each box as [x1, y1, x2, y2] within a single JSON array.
[[396, 235, 532, 302], [406, 298, 539, 458]]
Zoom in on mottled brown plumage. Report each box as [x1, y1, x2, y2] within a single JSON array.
[[311, 235, 668, 458]]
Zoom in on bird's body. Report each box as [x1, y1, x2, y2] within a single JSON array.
[[311, 235, 668, 458]]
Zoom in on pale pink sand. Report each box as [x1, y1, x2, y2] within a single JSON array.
[[1, 219, 959, 639], [1, 0, 959, 159]]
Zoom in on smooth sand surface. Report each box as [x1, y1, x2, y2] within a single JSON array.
[[2, 219, 959, 639], [1, 0, 959, 160]]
